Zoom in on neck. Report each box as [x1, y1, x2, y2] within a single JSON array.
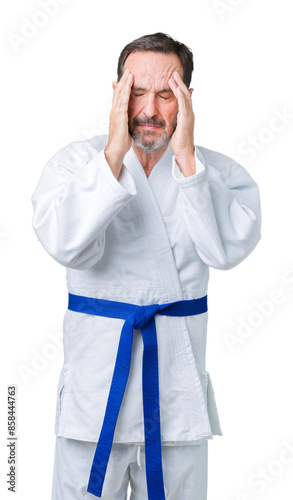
[[131, 140, 169, 177]]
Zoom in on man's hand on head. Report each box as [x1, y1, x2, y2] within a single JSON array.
[[169, 72, 197, 177], [105, 69, 134, 180]]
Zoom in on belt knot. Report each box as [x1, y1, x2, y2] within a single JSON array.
[[129, 303, 161, 330]]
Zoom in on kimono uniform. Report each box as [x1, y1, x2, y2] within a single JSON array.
[[31, 135, 262, 499]]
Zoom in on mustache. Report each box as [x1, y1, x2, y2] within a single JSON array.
[[132, 116, 166, 128]]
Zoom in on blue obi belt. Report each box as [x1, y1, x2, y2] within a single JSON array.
[[68, 292, 208, 500]]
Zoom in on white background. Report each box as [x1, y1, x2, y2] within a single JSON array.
[[1, 0, 293, 499]]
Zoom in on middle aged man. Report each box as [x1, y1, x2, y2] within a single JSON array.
[[31, 33, 262, 500]]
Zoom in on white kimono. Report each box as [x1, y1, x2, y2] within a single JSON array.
[[31, 134, 262, 446]]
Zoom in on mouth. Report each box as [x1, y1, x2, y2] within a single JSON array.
[[139, 124, 161, 130]]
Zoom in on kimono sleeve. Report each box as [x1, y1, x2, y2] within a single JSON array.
[[172, 146, 262, 270], [31, 139, 137, 270]]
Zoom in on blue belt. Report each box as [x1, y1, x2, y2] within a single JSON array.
[[68, 292, 208, 499]]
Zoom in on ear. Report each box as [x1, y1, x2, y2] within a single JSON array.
[[112, 81, 118, 91], [188, 88, 194, 97]]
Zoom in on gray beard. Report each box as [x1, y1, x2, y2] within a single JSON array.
[[130, 116, 177, 155], [131, 129, 169, 154]]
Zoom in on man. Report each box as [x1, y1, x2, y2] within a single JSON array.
[[31, 32, 262, 500]]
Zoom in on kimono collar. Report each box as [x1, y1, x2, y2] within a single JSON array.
[[124, 140, 174, 198]]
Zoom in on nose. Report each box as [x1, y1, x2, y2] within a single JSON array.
[[143, 93, 158, 118]]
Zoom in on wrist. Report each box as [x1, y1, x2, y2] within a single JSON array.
[[175, 151, 196, 177], [104, 147, 125, 180]]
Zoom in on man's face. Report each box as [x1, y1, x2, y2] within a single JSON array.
[[123, 51, 184, 154]]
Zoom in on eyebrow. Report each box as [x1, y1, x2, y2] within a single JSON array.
[[132, 86, 173, 93]]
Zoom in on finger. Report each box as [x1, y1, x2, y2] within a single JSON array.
[[119, 73, 134, 110], [168, 77, 180, 99], [169, 77, 187, 109], [172, 76, 192, 109], [118, 69, 132, 88], [113, 71, 133, 107], [121, 68, 130, 80], [170, 81, 192, 123], [112, 68, 130, 94], [176, 87, 187, 114], [173, 72, 190, 97], [120, 72, 133, 98], [112, 73, 133, 115]]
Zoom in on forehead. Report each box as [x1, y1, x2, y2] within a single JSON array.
[[124, 51, 183, 90]]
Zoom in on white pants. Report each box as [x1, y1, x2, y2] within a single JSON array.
[[52, 437, 208, 500]]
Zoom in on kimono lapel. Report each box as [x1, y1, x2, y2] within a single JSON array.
[[123, 142, 183, 302], [124, 141, 174, 205], [146, 141, 174, 200]]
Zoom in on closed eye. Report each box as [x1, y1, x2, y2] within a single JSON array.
[[132, 92, 172, 99]]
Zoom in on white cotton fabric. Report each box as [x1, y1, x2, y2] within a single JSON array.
[[51, 437, 208, 500], [31, 135, 262, 444]]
